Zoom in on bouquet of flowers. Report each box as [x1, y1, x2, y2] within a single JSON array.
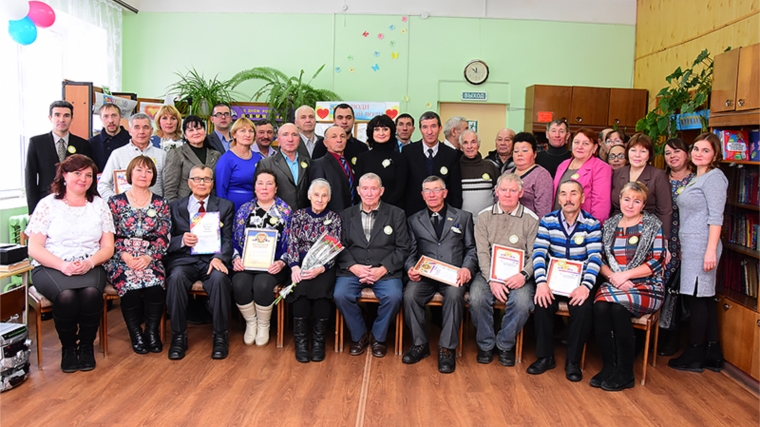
[[274, 232, 344, 305]]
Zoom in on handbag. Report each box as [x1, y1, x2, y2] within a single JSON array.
[[660, 267, 686, 330]]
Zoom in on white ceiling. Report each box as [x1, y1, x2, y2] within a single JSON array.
[[126, 0, 637, 25]]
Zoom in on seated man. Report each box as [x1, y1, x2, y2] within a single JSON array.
[[468, 174, 539, 366], [529, 180, 603, 381], [334, 173, 411, 358], [402, 176, 477, 373], [165, 165, 235, 360]]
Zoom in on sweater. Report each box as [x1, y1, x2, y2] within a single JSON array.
[[475, 203, 539, 281], [504, 164, 554, 219], [460, 154, 501, 218], [536, 145, 571, 177]]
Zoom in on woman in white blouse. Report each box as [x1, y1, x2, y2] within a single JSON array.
[[26, 155, 115, 373]]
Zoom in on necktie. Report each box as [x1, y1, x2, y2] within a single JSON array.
[[432, 212, 440, 236], [198, 201, 206, 213], [56, 138, 66, 162], [339, 156, 353, 189], [426, 148, 434, 175]]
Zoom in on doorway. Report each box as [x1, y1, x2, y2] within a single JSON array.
[[439, 102, 507, 156]]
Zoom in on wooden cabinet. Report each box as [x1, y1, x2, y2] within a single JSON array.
[[737, 43, 760, 111], [711, 44, 760, 113], [716, 296, 759, 379], [753, 311, 760, 380], [569, 86, 610, 126], [608, 88, 648, 127], [525, 85, 572, 125]]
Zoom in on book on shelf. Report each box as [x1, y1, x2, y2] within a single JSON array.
[[715, 129, 749, 161], [734, 168, 759, 205], [726, 213, 759, 249], [750, 129, 759, 162], [0, 259, 30, 272]]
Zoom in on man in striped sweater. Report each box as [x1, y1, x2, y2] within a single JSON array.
[[528, 180, 603, 382]]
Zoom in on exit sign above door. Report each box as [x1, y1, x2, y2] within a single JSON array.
[[462, 91, 487, 101]]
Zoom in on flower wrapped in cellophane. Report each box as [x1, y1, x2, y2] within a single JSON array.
[[274, 232, 344, 305]]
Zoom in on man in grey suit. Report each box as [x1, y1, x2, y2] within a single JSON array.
[[402, 176, 477, 373], [258, 123, 311, 210]]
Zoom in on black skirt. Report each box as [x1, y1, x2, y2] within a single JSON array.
[[285, 266, 336, 302], [32, 266, 107, 301]]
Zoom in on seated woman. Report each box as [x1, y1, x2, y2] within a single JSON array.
[[26, 155, 115, 373], [504, 132, 553, 218], [282, 179, 342, 363], [163, 115, 222, 202], [105, 156, 171, 354], [592, 182, 666, 391], [215, 117, 264, 212], [353, 114, 408, 208], [606, 144, 627, 171], [231, 168, 292, 346], [150, 105, 183, 151]]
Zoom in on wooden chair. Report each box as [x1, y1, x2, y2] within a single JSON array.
[[396, 292, 465, 358], [632, 309, 660, 385], [335, 287, 403, 355], [274, 285, 286, 348]]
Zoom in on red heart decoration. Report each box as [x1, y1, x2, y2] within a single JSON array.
[[385, 109, 398, 119], [316, 108, 330, 119]]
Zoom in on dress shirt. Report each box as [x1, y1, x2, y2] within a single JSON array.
[[560, 210, 585, 235], [422, 141, 440, 158], [214, 130, 231, 152], [329, 152, 353, 181], [299, 133, 317, 156], [283, 152, 300, 183], [252, 143, 277, 158], [442, 139, 458, 150], [361, 202, 381, 242], [188, 195, 211, 218]]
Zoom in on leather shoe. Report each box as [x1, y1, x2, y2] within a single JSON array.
[[566, 361, 582, 382], [212, 331, 229, 359], [371, 336, 387, 358], [476, 348, 493, 364], [349, 333, 369, 356], [438, 347, 456, 373], [498, 348, 515, 367], [402, 344, 430, 364], [527, 356, 556, 375], [168, 333, 187, 360]]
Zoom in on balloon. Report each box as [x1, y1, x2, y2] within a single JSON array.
[[8, 17, 37, 46], [27, 1, 55, 28], [0, 0, 29, 21]]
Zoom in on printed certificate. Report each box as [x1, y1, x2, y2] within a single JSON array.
[[489, 245, 524, 283], [242, 228, 278, 271], [413, 256, 460, 286], [547, 258, 584, 296], [190, 212, 221, 255], [113, 170, 130, 194]]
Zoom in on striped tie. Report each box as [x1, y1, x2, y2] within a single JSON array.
[[339, 156, 353, 189]]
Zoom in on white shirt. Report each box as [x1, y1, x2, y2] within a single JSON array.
[[422, 141, 440, 158], [52, 131, 70, 147], [187, 195, 210, 217], [442, 139, 458, 150], [299, 133, 317, 156], [98, 140, 167, 199]]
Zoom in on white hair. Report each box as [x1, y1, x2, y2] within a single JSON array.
[[459, 129, 480, 145], [443, 116, 467, 137], [308, 178, 332, 198]]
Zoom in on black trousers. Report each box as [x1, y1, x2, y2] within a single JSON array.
[[533, 294, 593, 363], [166, 262, 231, 334]]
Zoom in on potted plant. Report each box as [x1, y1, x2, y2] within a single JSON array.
[[166, 68, 235, 119]]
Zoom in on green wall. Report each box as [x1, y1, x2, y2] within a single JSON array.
[[123, 13, 635, 133]]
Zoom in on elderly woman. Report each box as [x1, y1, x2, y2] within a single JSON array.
[[105, 156, 171, 354], [669, 133, 728, 373], [460, 129, 500, 217], [592, 182, 666, 391], [150, 105, 183, 151], [504, 132, 553, 218], [611, 134, 672, 238], [353, 114, 408, 208], [26, 155, 115, 373], [231, 168, 292, 346], [553, 128, 613, 222], [163, 115, 222, 202], [215, 117, 264, 212], [606, 144, 627, 171], [283, 179, 342, 362]]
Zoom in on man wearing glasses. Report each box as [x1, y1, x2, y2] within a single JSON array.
[[208, 103, 232, 153]]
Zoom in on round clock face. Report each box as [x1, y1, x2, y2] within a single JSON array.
[[464, 60, 489, 85]]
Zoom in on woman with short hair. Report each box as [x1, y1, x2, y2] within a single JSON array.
[[352, 114, 408, 208], [504, 132, 553, 218], [215, 117, 264, 212], [163, 115, 222, 202]]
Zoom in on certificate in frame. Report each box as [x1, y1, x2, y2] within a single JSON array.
[[113, 169, 131, 194], [489, 245, 524, 283], [546, 258, 584, 297], [242, 228, 279, 271], [413, 255, 460, 286]]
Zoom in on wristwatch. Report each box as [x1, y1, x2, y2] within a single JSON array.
[[520, 270, 530, 282]]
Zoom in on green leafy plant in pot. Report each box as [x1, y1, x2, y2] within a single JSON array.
[[166, 68, 235, 119]]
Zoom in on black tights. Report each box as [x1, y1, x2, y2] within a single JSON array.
[[53, 287, 103, 347], [291, 296, 331, 319], [120, 286, 164, 317], [684, 295, 718, 345], [594, 302, 634, 338]]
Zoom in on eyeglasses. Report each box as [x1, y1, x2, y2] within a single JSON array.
[[212, 112, 231, 118], [608, 154, 625, 160], [189, 177, 214, 183], [606, 138, 623, 144], [422, 188, 444, 195]]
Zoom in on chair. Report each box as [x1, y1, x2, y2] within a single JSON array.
[[632, 309, 660, 385], [274, 284, 286, 348], [335, 287, 403, 355], [396, 291, 465, 358]]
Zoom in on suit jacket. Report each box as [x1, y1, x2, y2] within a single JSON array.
[[337, 202, 412, 279], [25, 132, 93, 213], [206, 131, 228, 154], [258, 151, 311, 210], [297, 134, 323, 159], [553, 156, 613, 223], [164, 194, 234, 270], [402, 142, 463, 215], [163, 143, 222, 202], [404, 206, 478, 277], [312, 136, 368, 165], [308, 153, 354, 212], [610, 164, 673, 237]]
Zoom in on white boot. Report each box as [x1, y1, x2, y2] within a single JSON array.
[[237, 303, 258, 345], [254, 303, 273, 346]]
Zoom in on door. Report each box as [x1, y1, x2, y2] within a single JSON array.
[[711, 48, 740, 113], [608, 88, 648, 128], [737, 43, 760, 111], [716, 296, 756, 374], [570, 87, 610, 126], [439, 102, 507, 156]]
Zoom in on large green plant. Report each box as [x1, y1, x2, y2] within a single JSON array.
[[228, 65, 340, 124], [166, 68, 235, 119]]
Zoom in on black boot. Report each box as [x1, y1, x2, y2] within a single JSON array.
[[668, 343, 705, 373], [77, 309, 102, 372], [294, 317, 310, 363], [704, 341, 723, 372], [657, 328, 680, 357], [143, 301, 164, 353], [590, 330, 616, 388], [311, 318, 328, 362], [54, 314, 79, 373], [121, 304, 148, 354], [601, 336, 635, 391]]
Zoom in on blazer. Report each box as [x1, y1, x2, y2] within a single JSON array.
[[206, 131, 228, 154], [312, 136, 368, 165], [258, 151, 311, 210], [163, 143, 222, 203], [164, 194, 234, 270], [402, 142, 463, 215], [297, 135, 322, 159], [308, 153, 354, 212], [337, 202, 412, 280], [553, 156, 613, 223], [25, 132, 92, 213], [610, 164, 673, 238], [404, 205, 478, 277]]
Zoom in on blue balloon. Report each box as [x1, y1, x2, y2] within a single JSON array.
[[8, 17, 37, 46]]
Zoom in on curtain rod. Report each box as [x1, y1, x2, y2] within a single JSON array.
[[111, 0, 138, 14]]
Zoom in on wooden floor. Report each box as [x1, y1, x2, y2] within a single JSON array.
[[2, 307, 759, 427]]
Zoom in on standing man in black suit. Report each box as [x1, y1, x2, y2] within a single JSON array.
[[206, 103, 232, 154], [311, 104, 368, 164], [164, 165, 234, 360], [258, 123, 311, 210], [308, 126, 354, 212], [25, 100, 93, 214], [294, 105, 322, 159], [88, 103, 130, 172], [402, 111, 462, 216]]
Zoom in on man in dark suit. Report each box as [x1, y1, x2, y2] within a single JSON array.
[[164, 165, 234, 360], [259, 123, 311, 210], [334, 172, 412, 357], [402, 176, 477, 373], [206, 103, 232, 153], [402, 111, 462, 216], [311, 103, 368, 164], [308, 126, 354, 212], [88, 103, 130, 172], [294, 105, 322, 159], [25, 100, 93, 214]]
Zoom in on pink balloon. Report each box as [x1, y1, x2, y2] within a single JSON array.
[[27, 1, 55, 28]]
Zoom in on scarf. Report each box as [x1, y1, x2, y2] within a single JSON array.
[[602, 212, 661, 272]]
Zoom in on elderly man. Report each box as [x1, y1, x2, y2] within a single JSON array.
[[485, 128, 516, 172], [395, 113, 416, 152], [402, 176, 476, 373], [460, 130, 500, 217], [89, 103, 130, 172], [469, 174, 539, 366], [529, 180, 603, 381], [312, 104, 368, 164], [207, 103, 232, 153], [442, 116, 468, 150], [308, 126, 355, 212], [334, 173, 411, 358], [258, 123, 311, 210], [98, 113, 166, 199], [164, 165, 235, 360], [536, 119, 572, 177], [294, 105, 321, 158], [251, 120, 277, 158]]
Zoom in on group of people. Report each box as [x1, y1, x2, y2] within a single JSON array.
[[24, 100, 727, 391]]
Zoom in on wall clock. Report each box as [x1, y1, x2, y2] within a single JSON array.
[[464, 59, 489, 85]]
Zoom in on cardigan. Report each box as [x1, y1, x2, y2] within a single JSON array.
[[553, 156, 612, 223], [474, 203, 539, 281], [610, 164, 673, 238]]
